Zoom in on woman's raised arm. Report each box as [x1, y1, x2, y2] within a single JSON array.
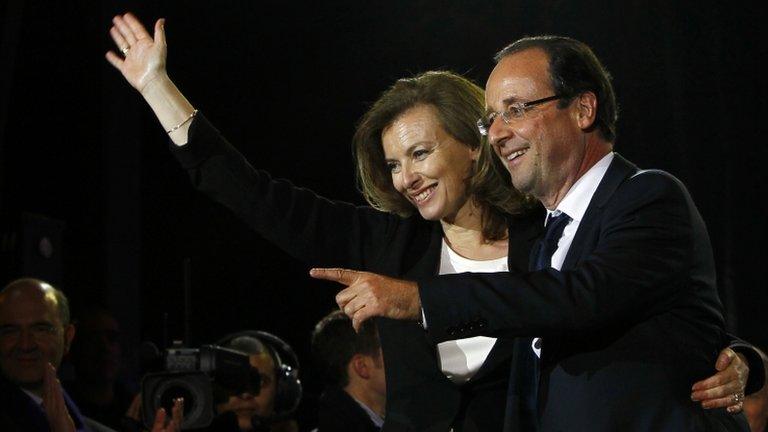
[[105, 12, 195, 145]]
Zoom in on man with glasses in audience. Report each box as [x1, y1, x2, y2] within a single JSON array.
[[0, 279, 181, 432]]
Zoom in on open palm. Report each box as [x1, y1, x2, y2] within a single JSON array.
[[105, 13, 167, 93]]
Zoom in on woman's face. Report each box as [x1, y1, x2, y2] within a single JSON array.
[[382, 104, 479, 223]]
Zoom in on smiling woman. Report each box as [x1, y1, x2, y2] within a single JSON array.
[[354, 71, 527, 243], [382, 105, 479, 224], [105, 11, 532, 428]]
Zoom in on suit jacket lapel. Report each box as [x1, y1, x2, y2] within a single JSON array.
[[562, 153, 638, 270], [402, 221, 443, 280], [472, 208, 543, 383], [3, 381, 51, 431], [509, 206, 546, 273], [63, 389, 88, 432]]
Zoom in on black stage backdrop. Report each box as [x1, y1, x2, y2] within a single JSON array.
[[1, 0, 766, 427]]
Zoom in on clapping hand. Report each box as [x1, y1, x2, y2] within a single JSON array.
[[150, 398, 184, 432], [125, 393, 184, 432], [42, 363, 75, 432]]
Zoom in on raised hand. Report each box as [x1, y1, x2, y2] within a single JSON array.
[[42, 363, 75, 432], [151, 398, 184, 432], [310, 268, 421, 331], [691, 347, 748, 413], [105, 13, 168, 94], [104, 12, 195, 144], [125, 393, 142, 422]]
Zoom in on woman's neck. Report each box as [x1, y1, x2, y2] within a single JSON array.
[[441, 202, 507, 260]]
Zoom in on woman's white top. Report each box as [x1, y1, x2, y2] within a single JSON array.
[[436, 239, 507, 384]]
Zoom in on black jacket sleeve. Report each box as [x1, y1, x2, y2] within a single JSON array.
[[729, 337, 767, 394], [168, 113, 400, 270], [418, 169, 724, 350]]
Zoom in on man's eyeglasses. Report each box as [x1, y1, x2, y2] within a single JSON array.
[[477, 94, 566, 136]]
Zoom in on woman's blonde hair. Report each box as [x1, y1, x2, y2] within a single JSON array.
[[353, 71, 528, 241]]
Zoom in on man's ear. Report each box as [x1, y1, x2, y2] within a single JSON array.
[[575, 91, 598, 131], [63, 324, 75, 354], [350, 353, 371, 380]]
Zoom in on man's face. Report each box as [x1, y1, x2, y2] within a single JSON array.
[[485, 48, 585, 205], [217, 353, 277, 423], [0, 285, 74, 390], [71, 311, 122, 383]]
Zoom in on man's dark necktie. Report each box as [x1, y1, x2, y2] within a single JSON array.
[[506, 211, 571, 431], [532, 212, 572, 272]]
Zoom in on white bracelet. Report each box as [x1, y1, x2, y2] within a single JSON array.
[[166, 109, 198, 134]]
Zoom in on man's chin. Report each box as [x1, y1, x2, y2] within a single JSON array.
[[234, 408, 259, 418], [510, 175, 534, 196], [2, 362, 38, 376], [13, 376, 44, 392]]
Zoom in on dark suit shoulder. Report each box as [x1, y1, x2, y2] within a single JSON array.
[[617, 168, 692, 202], [601, 167, 700, 228], [619, 165, 676, 187], [317, 387, 380, 432]]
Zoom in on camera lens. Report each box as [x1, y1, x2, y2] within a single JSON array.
[[158, 384, 194, 416], [153, 376, 209, 426]]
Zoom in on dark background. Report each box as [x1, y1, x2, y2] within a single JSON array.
[[1, 0, 766, 426]]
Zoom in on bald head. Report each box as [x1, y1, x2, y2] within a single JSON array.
[[1, 278, 70, 326], [0, 278, 75, 393]]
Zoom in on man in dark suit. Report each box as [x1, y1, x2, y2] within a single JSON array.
[[0, 278, 91, 432], [313, 36, 753, 430], [311, 310, 385, 432], [0, 278, 180, 432]]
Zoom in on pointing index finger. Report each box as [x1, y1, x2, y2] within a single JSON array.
[[309, 268, 361, 286]]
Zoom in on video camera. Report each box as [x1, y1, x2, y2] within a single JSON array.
[[141, 341, 260, 430]]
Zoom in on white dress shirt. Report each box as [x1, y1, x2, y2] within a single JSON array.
[[352, 395, 385, 427], [531, 151, 614, 357], [548, 152, 614, 270], [22, 388, 43, 406]]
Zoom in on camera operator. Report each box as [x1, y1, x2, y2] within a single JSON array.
[[209, 332, 300, 432]]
